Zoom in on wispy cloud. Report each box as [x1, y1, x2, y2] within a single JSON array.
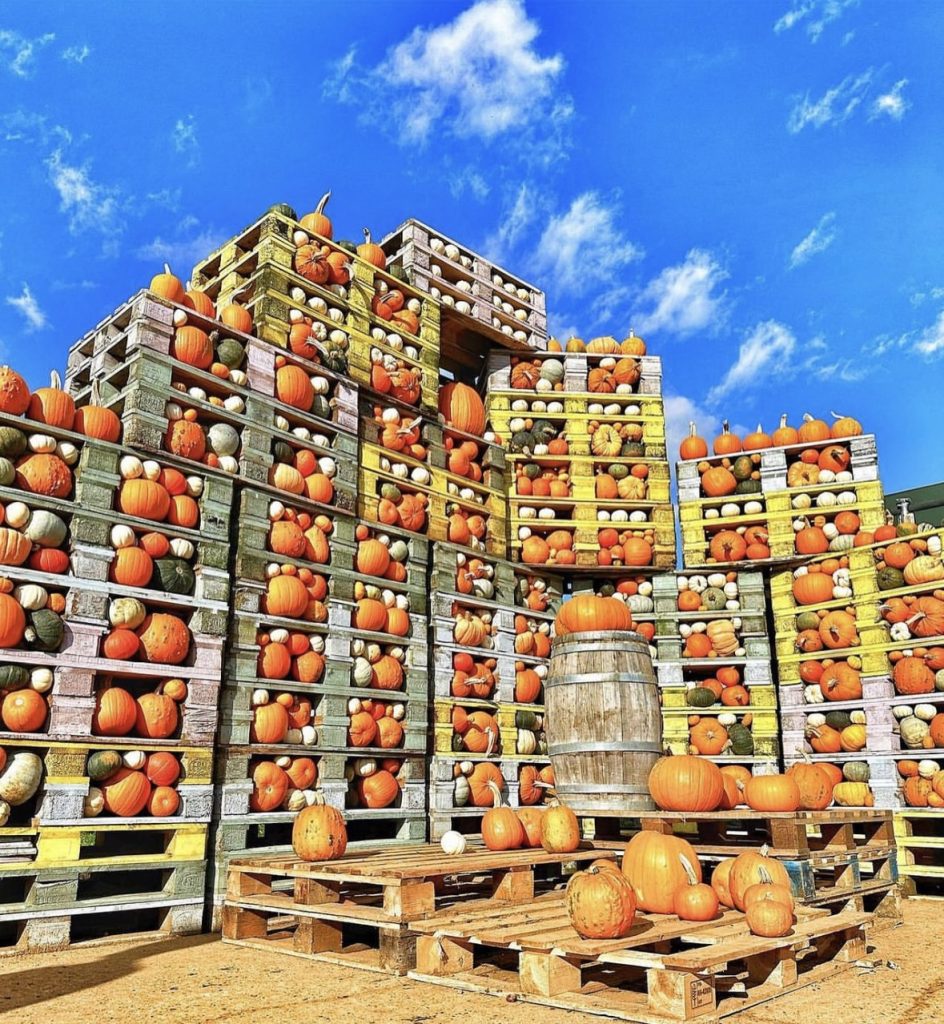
[[483, 183, 545, 264], [325, 0, 571, 162], [664, 393, 723, 463], [869, 78, 910, 121], [789, 212, 837, 268], [910, 286, 944, 307], [172, 114, 200, 167], [51, 279, 97, 292], [0, 29, 54, 77], [136, 225, 225, 271], [46, 149, 124, 251], [788, 68, 874, 132], [61, 44, 90, 64], [6, 283, 48, 331], [914, 310, 944, 357], [774, 0, 858, 42], [1, 109, 71, 147], [450, 166, 490, 201], [533, 192, 643, 297], [708, 320, 796, 403], [632, 249, 728, 338]]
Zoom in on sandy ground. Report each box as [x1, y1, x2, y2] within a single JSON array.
[[0, 900, 939, 1024]]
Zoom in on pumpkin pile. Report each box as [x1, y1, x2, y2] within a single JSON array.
[[890, 650, 944, 696], [704, 526, 769, 564], [0, 746, 44, 824], [109, 524, 196, 594], [267, 442, 337, 507], [0, 666, 53, 735], [274, 361, 339, 422], [0, 580, 65, 652], [439, 382, 488, 440], [783, 444, 856, 490], [268, 502, 333, 566], [374, 477, 428, 533], [117, 461, 203, 530], [519, 762, 555, 804], [586, 577, 656, 642], [249, 688, 321, 745], [149, 263, 251, 332], [684, 666, 755, 708], [103, 601, 191, 665], [519, 529, 574, 566], [790, 506, 872, 556], [874, 532, 944, 592], [597, 527, 655, 567], [347, 697, 405, 749], [890, 698, 944, 750], [370, 283, 421, 337], [507, 356, 566, 393], [586, 357, 643, 395], [257, 630, 327, 685], [451, 706, 500, 756], [797, 657, 862, 700], [514, 614, 552, 660], [505, 416, 566, 456], [370, 355, 422, 407], [516, 462, 570, 498], [84, 748, 185, 819], [287, 310, 349, 375], [681, 619, 746, 659], [452, 608, 493, 649], [248, 755, 320, 813], [451, 653, 497, 699], [563, 332, 646, 358], [351, 636, 407, 691], [686, 712, 756, 757], [373, 406, 427, 461], [263, 567, 329, 623], [0, 427, 77, 500], [696, 453, 761, 500], [91, 679, 188, 741], [355, 526, 413, 583], [353, 595, 412, 638], [0, 502, 70, 575], [169, 317, 247, 378], [453, 552, 495, 599], [898, 759, 944, 807], [446, 507, 488, 549], [444, 438, 490, 499], [791, 559, 853, 606], [515, 572, 559, 613], [513, 706, 546, 756], [452, 761, 506, 808], [587, 416, 648, 458], [679, 413, 864, 462], [164, 398, 246, 473], [349, 755, 406, 809]]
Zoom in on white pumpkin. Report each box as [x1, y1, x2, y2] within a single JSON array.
[[0, 752, 43, 805], [169, 538, 195, 560], [30, 668, 54, 693], [109, 597, 147, 630], [3, 502, 30, 530], [440, 830, 467, 855], [14, 585, 48, 611], [83, 788, 105, 817], [122, 750, 147, 770], [110, 524, 137, 549]]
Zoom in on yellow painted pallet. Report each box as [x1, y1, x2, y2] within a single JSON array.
[[660, 684, 778, 712]]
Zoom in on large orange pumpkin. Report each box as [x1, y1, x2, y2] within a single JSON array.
[[293, 803, 348, 860], [621, 831, 701, 914], [101, 768, 151, 817], [566, 865, 637, 939]]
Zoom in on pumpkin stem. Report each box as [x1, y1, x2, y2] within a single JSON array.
[[163, 263, 173, 276], [759, 843, 770, 858], [678, 853, 699, 886], [363, 228, 372, 245], [315, 190, 331, 215], [758, 866, 774, 885], [829, 411, 844, 420], [50, 369, 62, 390], [485, 778, 505, 807], [688, 421, 698, 437], [802, 412, 814, 423], [779, 413, 788, 428], [484, 726, 497, 758], [721, 419, 730, 434]]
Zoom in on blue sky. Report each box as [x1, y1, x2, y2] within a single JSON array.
[[0, 0, 941, 492]]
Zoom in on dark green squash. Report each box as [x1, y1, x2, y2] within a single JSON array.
[[380, 483, 402, 503], [152, 558, 196, 595], [521, 462, 541, 480], [87, 749, 123, 782], [531, 420, 557, 444], [25, 610, 64, 651], [272, 440, 294, 464], [268, 203, 298, 221], [510, 430, 533, 453], [824, 710, 853, 730], [727, 724, 755, 756], [321, 344, 348, 375], [843, 761, 871, 782], [731, 456, 754, 482], [216, 338, 245, 369], [621, 441, 646, 457], [608, 463, 629, 479], [701, 588, 727, 611], [877, 567, 905, 591], [515, 710, 540, 730], [686, 687, 718, 708], [0, 665, 30, 690], [0, 457, 14, 487], [795, 611, 821, 632], [734, 479, 762, 495], [597, 583, 616, 597], [336, 240, 357, 254], [310, 395, 332, 421], [0, 427, 27, 460]]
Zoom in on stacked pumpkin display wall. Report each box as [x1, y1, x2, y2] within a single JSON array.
[[0, 348, 231, 951]]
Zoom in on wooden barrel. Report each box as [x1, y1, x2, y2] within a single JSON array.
[[545, 630, 661, 814]]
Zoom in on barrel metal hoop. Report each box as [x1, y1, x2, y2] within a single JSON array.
[[546, 673, 656, 686], [549, 740, 662, 754]]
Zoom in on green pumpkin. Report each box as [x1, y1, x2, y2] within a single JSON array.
[[597, 583, 616, 597], [87, 750, 123, 783], [824, 710, 853, 730], [310, 396, 331, 421], [510, 430, 533, 453], [451, 732, 464, 753], [0, 457, 14, 486], [453, 775, 470, 806], [842, 761, 871, 782], [877, 567, 905, 591], [795, 611, 821, 632], [336, 240, 357, 254], [621, 441, 646, 457], [531, 420, 557, 444], [272, 440, 294, 464], [380, 483, 402, 502], [521, 463, 541, 481], [734, 478, 762, 495], [728, 725, 755, 756], [0, 427, 27, 460], [216, 338, 245, 369], [152, 558, 196, 595], [268, 203, 298, 221], [0, 665, 30, 690], [25, 609, 64, 651], [701, 588, 727, 611], [608, 463, 629, 480], [539, 359, 565, 384], [731, 456, 754, 482], [686, 687, 718, 708], [515, 710, 540, 730], [537, 736, 548, 755], [321, 345, 348, 375]]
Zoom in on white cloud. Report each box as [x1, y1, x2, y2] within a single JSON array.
[[788, 68, 874, 132], [172, 114, 199, 166], [664, 394, 723, 465], [326, 0, 570, 160], [533, 192, 643, 297], [146, 188, 182, 211], [914, 310, 944, 357], [483, 182, 542, 264], [774, 1, 858, 42], [450, 167, 490, 201], [789, 212, 837, 268], [632, 249, 728, 338], [136, 227, 225, 271], [547, 313, 580, 343], [0, 29, 54, 77], [869, 79, 910, 121], [61, 44, 90, 64], [708, 320, 797, 403], [6, 283, 48, 331], [1, 110, 70, 147], [46, 149, 124, 247], [910, 286, 944, 307]]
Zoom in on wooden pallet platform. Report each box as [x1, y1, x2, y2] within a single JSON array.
[[221, 842, 616, 974], [408, 891, 871, 1022]]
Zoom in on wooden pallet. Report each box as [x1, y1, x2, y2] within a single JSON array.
[[409, 891, 871, 1022], [221, 842, 615, 974]]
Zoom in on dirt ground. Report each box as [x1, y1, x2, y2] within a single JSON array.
[[0, 899, 939, 1024]]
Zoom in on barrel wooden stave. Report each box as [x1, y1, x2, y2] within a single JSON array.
[[545, 630, 661, 815]]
